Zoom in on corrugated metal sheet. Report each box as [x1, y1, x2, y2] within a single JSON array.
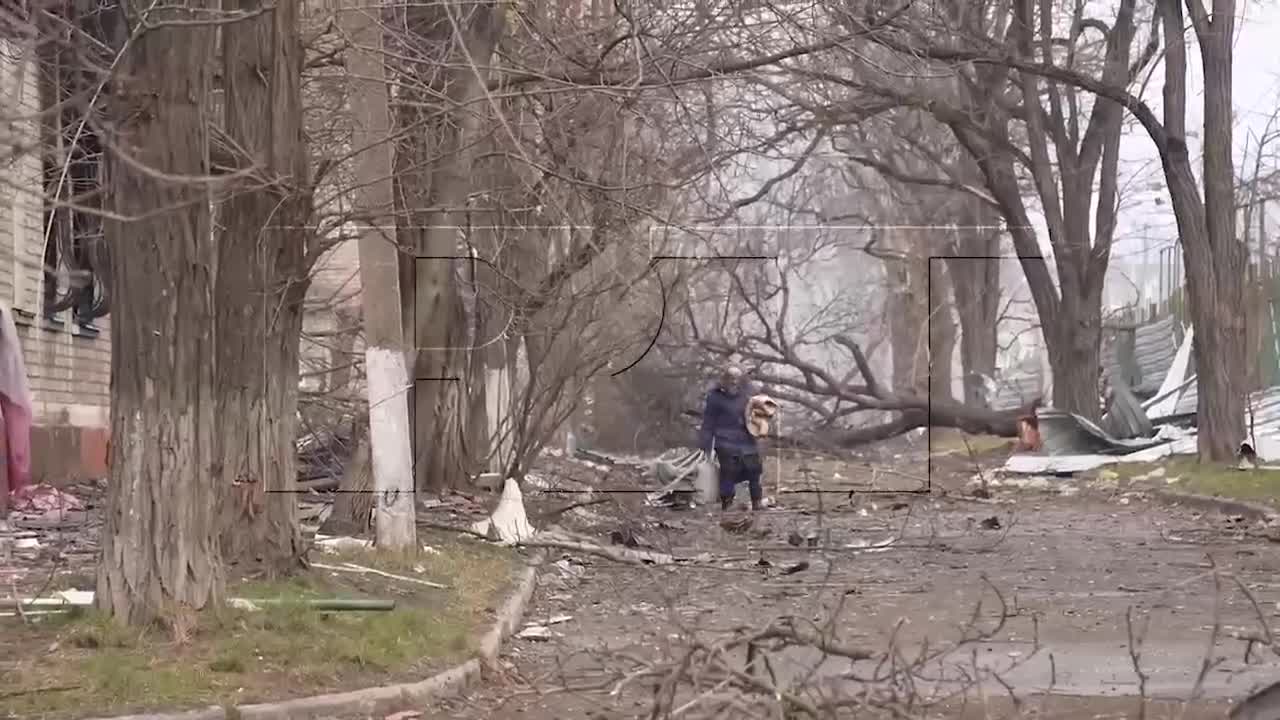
[[1132, 315, 1181, 395], [1103, 315, 1181, 397], [990, 368, 1044, 412], [1173, 384, 1280, 432]]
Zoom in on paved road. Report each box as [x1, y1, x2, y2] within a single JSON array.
[[424, 486, 1280, 719]]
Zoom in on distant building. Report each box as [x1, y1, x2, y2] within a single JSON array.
[[1, 41, 110, 482]]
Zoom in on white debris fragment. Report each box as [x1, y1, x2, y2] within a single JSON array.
[[516, 625, 553, 641], [315, 535, 373, 553], [470, 478, 536, 544], [845, 536, 896, 552]]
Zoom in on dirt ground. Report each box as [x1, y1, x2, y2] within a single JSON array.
[[8, 442, 1280, 719], [418, 448, 1280, 719]]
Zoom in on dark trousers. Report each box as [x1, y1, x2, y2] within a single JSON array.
[[716, 450, 763, 502]]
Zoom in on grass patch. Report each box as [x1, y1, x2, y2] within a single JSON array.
[[0, 531, 515, 720], [1102, 457, 1280, 506], [928, 430, 1012, 456]]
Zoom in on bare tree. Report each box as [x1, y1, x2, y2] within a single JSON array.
[[92, 0, 225, 627], [340, 0, 417, 549], [213, 0, 311, 575], [794, 0, 1159, 419], [385, 0, 505, 493], [871, 0, 1244, 458]]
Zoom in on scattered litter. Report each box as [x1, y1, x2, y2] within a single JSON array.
[[645, 448, 713, 506], [781, 561, 810, 576], [384, 711, 423, 720], [516, 625, 554, 641], [979, 516, 1002, 531], [553, 559, 585, 577], [315, 535, 373, 553], [10, 485, 84, 514], [421, 545, 441, 555], [844, 536, 895, 552], [609, 528, 640, 547], [543, 614, 573, 626]]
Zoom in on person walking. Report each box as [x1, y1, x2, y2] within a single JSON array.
[[697, 365, 765, 511]]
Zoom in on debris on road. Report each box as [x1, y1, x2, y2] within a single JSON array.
[[470, 478, 537, 544], [314, 535, 373, 553], [781, 561, 810, 575], [516, 625, 554, 641]]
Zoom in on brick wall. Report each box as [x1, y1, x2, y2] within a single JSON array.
[[2, 41, 111, 483]]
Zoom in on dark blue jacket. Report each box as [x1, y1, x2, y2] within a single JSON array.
[[697, 382, 758, 456]]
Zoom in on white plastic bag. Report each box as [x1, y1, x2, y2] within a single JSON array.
[[694, 452, 719, 505]]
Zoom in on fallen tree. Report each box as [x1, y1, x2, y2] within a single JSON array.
[[671, 226, 1038, 448]]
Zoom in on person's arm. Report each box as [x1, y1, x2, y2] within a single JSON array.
[[697, 394, 716, 453]]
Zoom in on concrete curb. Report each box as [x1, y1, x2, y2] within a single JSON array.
[[82, 552, 543, 720], [1149, 489, 1279, 523]]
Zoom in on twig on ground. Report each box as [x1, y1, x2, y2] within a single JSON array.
[[0, 684, 81, 700], [310, 561, 448, 588], [530, 497, 612, 522], [1126, 605, 1152, 720], [417, 520, 699, 565]]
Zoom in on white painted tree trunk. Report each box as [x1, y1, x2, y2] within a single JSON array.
[[366, 347, 417, 549]]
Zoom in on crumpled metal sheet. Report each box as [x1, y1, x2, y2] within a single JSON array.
[[1036, 411, 1170, 457]]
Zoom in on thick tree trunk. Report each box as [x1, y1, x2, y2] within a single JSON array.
[[215, 0, 308, 576], [95, 0, 224, 628], [340, 0, 417, 549], [1047, 292, 1105, 419], [1153, 0, 1244, 460], [392, 1, 505, 491]]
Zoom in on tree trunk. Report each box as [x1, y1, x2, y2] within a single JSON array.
[[95, 0, 224, 628], [887, 240, 929, 395], [946, 224, 999, 408], [1154, 0, 1245, 460], [215, 0, 308, 577], [340, 0, 417, 549], [928, 260, 956, 403], [323, 419, 373, 536], [391, 1, 506, 492]]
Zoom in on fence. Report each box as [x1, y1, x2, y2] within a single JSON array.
[[1116, 245, 1280, 393]]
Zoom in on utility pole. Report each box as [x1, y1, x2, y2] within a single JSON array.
[[338, 0, 416, 550]]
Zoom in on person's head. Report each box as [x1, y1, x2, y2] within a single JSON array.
[[719, 365, 745, 392]]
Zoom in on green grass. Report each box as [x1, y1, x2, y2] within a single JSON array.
[[928, 430, 1013, 456], [0, 534, 515, 719], [1103, 457, 1280, 506]]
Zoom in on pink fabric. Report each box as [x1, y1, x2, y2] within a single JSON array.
[[1, 395, 32, 494], [0, 303, 33, 500]]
